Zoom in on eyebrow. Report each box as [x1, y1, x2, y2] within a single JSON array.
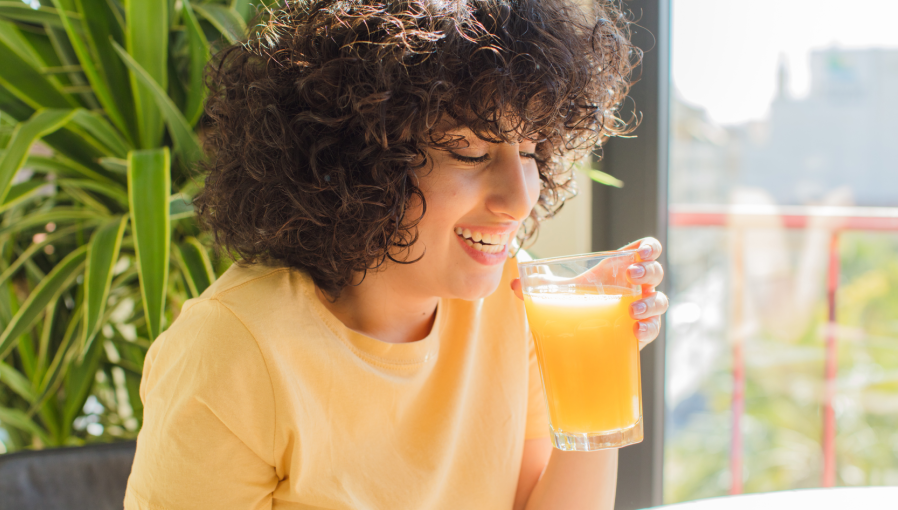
[[430, 116, 534, 147]]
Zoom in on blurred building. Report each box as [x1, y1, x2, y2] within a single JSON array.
[[744, 48, 898, 207]]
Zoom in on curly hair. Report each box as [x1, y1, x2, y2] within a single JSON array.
[[193, 0, 640, 298]]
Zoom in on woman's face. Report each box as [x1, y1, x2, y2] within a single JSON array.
[[388, 126, 541, 301]]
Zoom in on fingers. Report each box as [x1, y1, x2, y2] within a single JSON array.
[[617, 237, 663, 262], [630, 291, 669, 321], [631, 291, 668, 350], [510, 278, 524, 301], [634, 316, 661, 351], [626, 261, 664, 287]]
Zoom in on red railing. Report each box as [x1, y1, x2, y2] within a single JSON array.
[[669, 204, 898, 493]]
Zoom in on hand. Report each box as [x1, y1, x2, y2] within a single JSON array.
[[510, 237, 669, 351], [617, 237, 668, 350]]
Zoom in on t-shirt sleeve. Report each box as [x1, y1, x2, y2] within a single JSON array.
[[524, 332, 550, 440], [124, 299, 279, 510]]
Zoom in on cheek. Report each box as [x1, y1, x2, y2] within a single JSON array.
[[414, 168, 467, 231], [527, 165, 541, 205]]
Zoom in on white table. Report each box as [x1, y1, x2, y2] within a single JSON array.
[[643, 487, 898, 509]]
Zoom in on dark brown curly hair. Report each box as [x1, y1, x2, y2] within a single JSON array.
[[194, 0, 640, 298]]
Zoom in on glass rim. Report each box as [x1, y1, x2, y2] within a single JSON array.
[[517, 248, 638, 267]]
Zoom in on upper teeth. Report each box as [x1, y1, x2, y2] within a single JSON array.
[[455, 227, 509, 253]]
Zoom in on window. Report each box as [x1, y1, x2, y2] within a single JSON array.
[[665, 0, 898, 503]]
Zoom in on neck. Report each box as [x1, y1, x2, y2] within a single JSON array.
[[315, 271, 439, 344]]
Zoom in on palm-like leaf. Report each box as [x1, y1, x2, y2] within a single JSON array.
[[83, 216, 128, 350], [0, 0, 254, 452], [125, 0, 167, 149], [128, 148, 170, 341], [0, 245, 86, 360], [194, 3, 246, 44], [0, 2, 83, 31], [0, 108, 76, 202], [175, 236, 215, 298], [113, 43, 203, 165]]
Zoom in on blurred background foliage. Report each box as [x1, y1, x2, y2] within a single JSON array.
[[664, 232, 898, 502], [0, 0, 275, 453]]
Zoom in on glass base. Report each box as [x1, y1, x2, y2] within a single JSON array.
[[550, 417, 644, 451]]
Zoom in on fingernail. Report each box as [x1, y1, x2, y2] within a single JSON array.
[[629, 265, 646, 278], [639, 245, 652, 259], [633, 302, 647, 315], [638, 322, 648, 333]]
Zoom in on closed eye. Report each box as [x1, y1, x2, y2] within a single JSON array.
[[448, 151, 540, 165], [449, 152, 489, 164]]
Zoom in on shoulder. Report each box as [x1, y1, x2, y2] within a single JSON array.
[[140, 292, 279, 438], [168, 262, 307, 344], [183, 262, 295, 315], [146, 262, 320, 375], [145, 264, 295, 376], [144, 298, 268, 391]]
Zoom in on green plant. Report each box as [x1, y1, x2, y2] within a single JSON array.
[[0, 0, 270, 453], [663, 232, 898, 501]]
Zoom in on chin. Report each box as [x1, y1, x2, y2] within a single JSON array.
[[452, 269, 505, 301]]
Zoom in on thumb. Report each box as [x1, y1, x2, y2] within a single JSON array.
[[510, 278, 524, 301]]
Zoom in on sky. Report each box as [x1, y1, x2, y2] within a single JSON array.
[[672, 0, 898, 125]]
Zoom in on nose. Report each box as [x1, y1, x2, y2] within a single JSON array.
[[484, 144, 540, 222]]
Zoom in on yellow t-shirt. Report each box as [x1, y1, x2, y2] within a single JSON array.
[[124, 256, 548, 510]]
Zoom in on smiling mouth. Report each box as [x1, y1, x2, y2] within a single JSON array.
[[454, 227, 510, 254]]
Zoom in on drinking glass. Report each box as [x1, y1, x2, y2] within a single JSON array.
[[518, 250, 643, 451]]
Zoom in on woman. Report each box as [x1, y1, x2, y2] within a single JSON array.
[[124, 1, 669, 509]]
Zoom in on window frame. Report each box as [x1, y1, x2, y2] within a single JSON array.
[[590, 0, 671, 507]]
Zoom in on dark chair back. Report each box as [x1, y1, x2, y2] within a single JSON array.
[[0, 441, 136, 510]]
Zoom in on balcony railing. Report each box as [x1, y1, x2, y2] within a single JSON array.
[[669, 204, 898, 494]]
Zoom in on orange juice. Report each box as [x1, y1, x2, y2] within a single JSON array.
[[523, 286, 641, 434]]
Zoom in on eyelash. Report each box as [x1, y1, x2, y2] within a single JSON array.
[[449, 152, 538, 165]]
